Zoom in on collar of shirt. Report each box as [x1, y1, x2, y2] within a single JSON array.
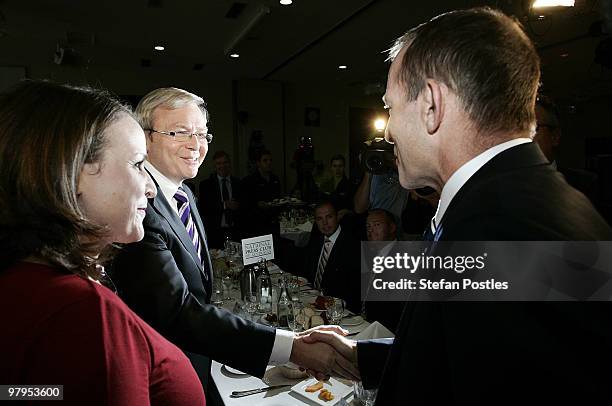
[[434, 138, 532, 227], [550, 160, 558, 170], [326, 224, 342, 245], [146, 162, 182, 213]]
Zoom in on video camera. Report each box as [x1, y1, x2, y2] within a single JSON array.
[[360, 137, 436, 197], [360, 137, 395, 175]]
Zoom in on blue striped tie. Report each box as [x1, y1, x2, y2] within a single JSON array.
[[174, 187, 201, 260]]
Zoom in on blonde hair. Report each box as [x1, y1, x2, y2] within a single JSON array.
[[134, 87, 208, 130]]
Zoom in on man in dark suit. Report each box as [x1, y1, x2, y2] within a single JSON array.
[[302, 201, 360, 313], [303, 8, 612, 405], [111, 88, 359, 396], [534, 94, 600, 205], [198, 150, 243, 248], [241, 149, 282, 237]]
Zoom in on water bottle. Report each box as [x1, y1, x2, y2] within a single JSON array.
[[256, 258, 272, 313]]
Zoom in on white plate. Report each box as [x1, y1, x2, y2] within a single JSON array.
[[290, 377, 352, 405], [341, 315, 364, 327], [223, 365, 248, 375]]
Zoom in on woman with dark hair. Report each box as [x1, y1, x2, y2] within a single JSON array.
[[0, 81, 205, 405]]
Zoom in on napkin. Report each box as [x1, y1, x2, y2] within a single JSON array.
[[353, 321, 395, 340]]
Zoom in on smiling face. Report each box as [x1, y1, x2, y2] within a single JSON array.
[[383, 46, 435, 190], [77, 114, 156, 245], [146, 103, 208, 184]]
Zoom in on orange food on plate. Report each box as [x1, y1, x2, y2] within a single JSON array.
[[318, 389, 334, 401], [305, 381, 324, 392]]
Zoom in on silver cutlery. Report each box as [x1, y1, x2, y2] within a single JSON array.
[[230, 384, 292, 398]]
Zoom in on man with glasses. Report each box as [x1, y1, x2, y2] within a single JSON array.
[[111, 88, 358, 401]]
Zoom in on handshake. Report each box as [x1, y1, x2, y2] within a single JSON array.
[[289, 325, 360, 381]]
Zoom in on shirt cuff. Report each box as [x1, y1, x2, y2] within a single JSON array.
[[268, 329, 295, 365]]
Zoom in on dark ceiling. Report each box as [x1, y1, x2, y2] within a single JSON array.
[[0, 0, 609, 101]]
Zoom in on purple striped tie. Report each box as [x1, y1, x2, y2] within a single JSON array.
[[174, 187, 201, 260]]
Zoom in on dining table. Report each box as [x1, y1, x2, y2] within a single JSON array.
[[210, 261, 372, 406]]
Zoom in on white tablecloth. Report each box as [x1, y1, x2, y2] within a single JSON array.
[[211, 264, 373, 405]]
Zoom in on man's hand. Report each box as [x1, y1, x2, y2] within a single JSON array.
[[289, 333, 360, 381], [301, 330, 358, 366]]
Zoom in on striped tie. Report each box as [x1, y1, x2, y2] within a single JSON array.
[[314, 237, 332, 290], [174, 187, 201, 260], [423, 217, 436, 241]]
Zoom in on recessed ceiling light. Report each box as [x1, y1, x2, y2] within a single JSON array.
[[230, 53, 240, 58], [280, 0, 292, 5], [154, 45, 165, 51], [533, 0, 574, 8], [338, 65, 348, 70], [560, 53, 569, 58]]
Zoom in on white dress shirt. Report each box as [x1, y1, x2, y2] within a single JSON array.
[[318, 225, 342, 266], [433, 138, 533, 229], [145, 163, 294, 365]]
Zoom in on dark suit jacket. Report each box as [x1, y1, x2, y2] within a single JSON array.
[[358, 143, 612, 405], [198, 173, 243, 248], [302, 220, 361, 312], [111, 175, 276, 386]]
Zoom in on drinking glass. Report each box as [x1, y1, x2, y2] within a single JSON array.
[[222, 267, 233, 301], [245, 294, 258, 321], [287, 302, 303, 332], [287, 276, 300, 302], [325, 297, 345, 325], [353, 381, 377, 406], [212, 279, 224, 306]]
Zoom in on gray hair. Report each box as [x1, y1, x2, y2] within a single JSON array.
[[134, 87, 208, 130]]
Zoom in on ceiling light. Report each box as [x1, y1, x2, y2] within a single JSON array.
[[338, 65, 347, 70], [154, 45, 165, 51], [230, 53, 240, 58], [533, 0, 574, 8], [280, 0, 292, 4], [374, 118, 386, 131]]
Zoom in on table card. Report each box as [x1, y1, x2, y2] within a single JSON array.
[[241, 234, 275, 265]]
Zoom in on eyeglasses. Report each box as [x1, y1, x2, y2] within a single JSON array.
[[147, 129, 213, 144]]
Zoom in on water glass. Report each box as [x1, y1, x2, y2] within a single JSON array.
[[353, 381, 377, 406], [222, 268, 233, 301], [212, 279, 224, 306], [245, 294, 258, 321], [288, 302, 303, 332], [325, 297, 345, 325]]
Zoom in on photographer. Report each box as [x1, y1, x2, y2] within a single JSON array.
[[354, 138, 410, 236]]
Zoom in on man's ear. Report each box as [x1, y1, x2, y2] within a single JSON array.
[[420, 79, 444, 135]]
